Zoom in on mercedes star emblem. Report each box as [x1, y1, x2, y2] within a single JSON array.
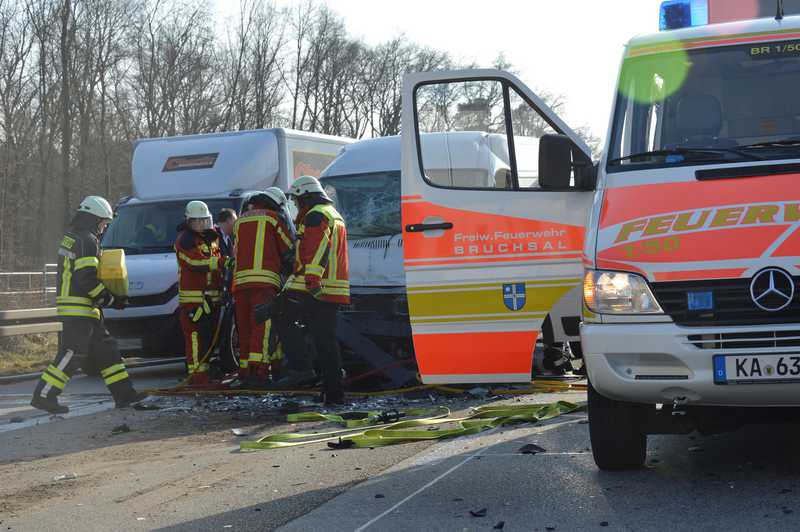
[[750, 268, 795, 312]]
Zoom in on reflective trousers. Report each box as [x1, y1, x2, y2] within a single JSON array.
[[32, 316, 136, 402], [179, 305, 220, 384], [274, 292, 342, 397], [234, 286, 279, 378]]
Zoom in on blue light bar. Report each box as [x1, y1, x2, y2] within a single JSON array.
[[660, 0, 709, 31]]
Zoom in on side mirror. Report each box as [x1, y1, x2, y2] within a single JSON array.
[[539, 134, 595, 191]]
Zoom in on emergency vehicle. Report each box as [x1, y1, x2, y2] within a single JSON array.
[[102, 129, 352, 356], [400, 0, 800, 469], [320, 133, 575, 381]]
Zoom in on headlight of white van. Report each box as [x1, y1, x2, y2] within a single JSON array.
[[583, 270, 663, 314]]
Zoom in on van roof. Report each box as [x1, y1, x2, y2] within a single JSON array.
[[321, 131, 511, 178], [626, 13, 800, 57]]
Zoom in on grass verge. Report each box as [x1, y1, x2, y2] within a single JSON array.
[[0, 334, 57, 376]]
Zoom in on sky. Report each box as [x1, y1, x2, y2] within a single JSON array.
[[212, 0, 666, 142]]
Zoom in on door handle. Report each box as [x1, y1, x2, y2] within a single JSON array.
[[405, 222, 453, 233]]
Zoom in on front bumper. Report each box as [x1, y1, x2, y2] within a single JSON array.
[[581, 321, 800, 407]]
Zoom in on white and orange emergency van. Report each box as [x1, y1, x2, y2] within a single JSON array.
[[401, 0, 800, 470]]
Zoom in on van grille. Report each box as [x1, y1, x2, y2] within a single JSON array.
[[687, 330, 800, 350], [127, 283, 178, 307], [650, 278, 800, 327]]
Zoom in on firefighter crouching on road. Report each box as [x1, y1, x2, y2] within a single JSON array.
[[31, 196, 146, 414], [175, 200, 229, 385], [273, 176, 350, 405], [233, 190, 293, 387]]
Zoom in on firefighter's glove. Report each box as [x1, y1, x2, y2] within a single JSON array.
[[254, 301, 274, 324], [191, 298, 212, 323], [110, 295, 129, 310], [306, 276, 322, 299], [280, 248, 295, 275]]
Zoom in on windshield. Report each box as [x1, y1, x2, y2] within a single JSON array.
[[321, 172, 401, 239], [102, 199, 240, 254], [608, 39, 800, 171]]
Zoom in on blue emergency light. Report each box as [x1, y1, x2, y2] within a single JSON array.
[[660, 0, 709, 30]]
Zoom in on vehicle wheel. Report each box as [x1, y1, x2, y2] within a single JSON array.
[[588, 381, 648, 470]]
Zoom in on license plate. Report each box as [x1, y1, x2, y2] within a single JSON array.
[[714, 354, 800, 384]]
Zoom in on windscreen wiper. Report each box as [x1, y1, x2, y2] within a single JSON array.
[[608, 147, 764, 165], [738, 138, 800, 149]]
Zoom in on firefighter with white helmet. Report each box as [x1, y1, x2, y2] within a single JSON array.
[[31, 196, 146, 414], [273, 176, 350, 405], [175, 200, 228, 384], [231, 191, 294, 386]]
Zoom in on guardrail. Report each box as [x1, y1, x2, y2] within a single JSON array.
[[0, 308, 62, 337], [0, 264, 57, 305]]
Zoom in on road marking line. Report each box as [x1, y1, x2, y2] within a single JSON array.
[[355, 418, 581, 531]]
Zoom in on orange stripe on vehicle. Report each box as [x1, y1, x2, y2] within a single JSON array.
[[600, 173, 800, 229], [599, 226, 788, 264], [405, 253, 581, 267], [628, 30, 800, 57], [653, 268, 748, 282], [413, 330, 537, 376], [594, 259, 647, 277], [402, 201, 584, 264], [772, 227, 800, 257], [401, 195, 423, 201]]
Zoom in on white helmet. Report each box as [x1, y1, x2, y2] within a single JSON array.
[[264, 187, 287, 208], [185, 200, 212, 221], [78, 196, 113, 220], [289, 175, 330, 201]]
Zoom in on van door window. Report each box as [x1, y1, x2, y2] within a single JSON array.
[[414, 79, 588, 191]]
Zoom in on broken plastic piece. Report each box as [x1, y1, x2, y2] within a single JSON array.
[[470, 508, 487, 518], [519, 443, 546, 455]]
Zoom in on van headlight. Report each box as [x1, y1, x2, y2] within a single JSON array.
[[583, 270, 663, 314]]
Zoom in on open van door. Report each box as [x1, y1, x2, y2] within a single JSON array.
[[401, 69, 595, 384]]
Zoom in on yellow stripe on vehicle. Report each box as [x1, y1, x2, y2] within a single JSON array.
[[408, 284, 574, 318]]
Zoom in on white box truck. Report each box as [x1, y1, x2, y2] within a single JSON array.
[[102, 128, 352, 356]]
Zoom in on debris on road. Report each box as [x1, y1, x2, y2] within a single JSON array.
[[111, 424, 131, 435], [53, 473, 78, 481], [519, 443, 547, 455], [470, 508, 487, 518], [9, 416, 23, 423], [494, 522, 506, 530], [231, 428, 249, 437]]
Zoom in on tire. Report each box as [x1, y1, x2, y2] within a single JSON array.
[[588, 381, 648, 470]]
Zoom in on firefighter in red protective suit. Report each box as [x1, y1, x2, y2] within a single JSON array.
[[273, 176, 350, 405], [232, 190, 293, 387], [175, 200, 228, 385]]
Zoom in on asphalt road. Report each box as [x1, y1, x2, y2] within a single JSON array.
[[0, 362, 186, 431], [3, 367, 800, 531], [277, 414, 800, 532]]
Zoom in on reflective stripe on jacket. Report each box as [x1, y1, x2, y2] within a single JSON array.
[[56, 230, 106, 320], [232, 209, 293, 292], [174, 229, 224, 308], [286, 203, 350, 304]]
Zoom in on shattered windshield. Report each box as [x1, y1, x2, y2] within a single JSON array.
[[102, 199, 239, 254], [608, 39, 800, 171], [321, 172, 401, 239]]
